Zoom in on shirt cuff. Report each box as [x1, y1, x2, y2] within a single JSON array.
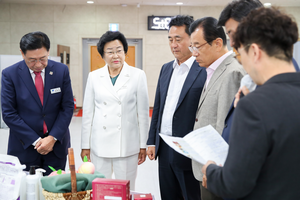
[[32, 137, 41, 146]]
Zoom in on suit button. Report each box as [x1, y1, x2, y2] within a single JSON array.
[[104, 102, 107, 105], [195, 118, 198, 122], [118, 113, 121, 117], [118, 101, 121, 105], [104, 114, 107, 117], [103, 126, 106, 130], [224, 124, 228, 128], [43, 114, 45, 117], [39, 129, 43, 132]]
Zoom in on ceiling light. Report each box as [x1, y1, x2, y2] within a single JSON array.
[[121, 4, 127, 7], [87, 1, 94, 4], [264, 3, 272, 7], [176, 2, 183, 5]]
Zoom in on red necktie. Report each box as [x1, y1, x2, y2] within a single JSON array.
[[34, 71, 47, 134]]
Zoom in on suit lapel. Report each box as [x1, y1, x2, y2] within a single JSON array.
[[99, 65, 120, 100], [197, 53, 234, 109], [113, 62, 130, 94], [18, 61, 42, 107], [175, 61, 201, 110], [43, 61, 54, 108], [160, 62, 174, 105]]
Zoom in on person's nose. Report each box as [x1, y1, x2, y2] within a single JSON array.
[[192, 50, 199, 57], [170, 41, 178, 48], [112, 52, 119, 58], [35, 60, 43, 67], [230, 40, 235, 48]]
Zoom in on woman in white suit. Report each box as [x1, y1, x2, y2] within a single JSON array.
[[81, 31, 149, 189]]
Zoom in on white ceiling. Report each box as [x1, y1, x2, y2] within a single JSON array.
[[0, 0, 299, 7]]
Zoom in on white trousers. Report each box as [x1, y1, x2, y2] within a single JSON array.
[[91, 152, 139, 190]]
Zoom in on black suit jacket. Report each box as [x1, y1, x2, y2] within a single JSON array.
[[206, 72, 300, 200], [147, 60, 206, 169]]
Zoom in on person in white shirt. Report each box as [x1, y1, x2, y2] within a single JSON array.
[[147, 15, 207, 200], [189, 17, 246, 200]]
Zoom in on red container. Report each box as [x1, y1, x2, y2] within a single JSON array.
[[90, 190, 93, 200], [92, 178, 130, 200], [133, 194, 153, 200]]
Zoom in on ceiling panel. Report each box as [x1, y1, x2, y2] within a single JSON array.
[[0, 0, 299, 6]]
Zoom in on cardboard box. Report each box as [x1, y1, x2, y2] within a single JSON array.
[[92, 178, 130, 200], [133, 194, 152, 200]]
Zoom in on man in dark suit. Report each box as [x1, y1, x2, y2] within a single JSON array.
[[218, 0, 300, 144], [202, 7, 300, 200], [1, 31, 74, 175], [147, 15, 206, 200]]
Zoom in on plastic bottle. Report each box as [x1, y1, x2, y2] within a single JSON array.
[[26, 166, 39, 200], [19, 165, 27, 200], [36, 168, 46, 200]]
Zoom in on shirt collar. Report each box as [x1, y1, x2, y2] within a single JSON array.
[[173, 56, 195, 69], [29, 68, 45, 74], [207, 50, 233, 72]]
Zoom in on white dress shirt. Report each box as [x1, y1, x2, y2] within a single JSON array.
[[29, 68, 45, 84], [160, 56, 195, 136]]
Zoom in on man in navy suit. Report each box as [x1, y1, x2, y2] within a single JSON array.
[[147, 15, 206, 200], [1, 31, 74, 175]]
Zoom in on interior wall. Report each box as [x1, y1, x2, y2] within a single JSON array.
[[0, 3, 299, 107]]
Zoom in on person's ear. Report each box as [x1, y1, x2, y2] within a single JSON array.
[[252, 44, 262, 64], [214, 38, 223, 51]]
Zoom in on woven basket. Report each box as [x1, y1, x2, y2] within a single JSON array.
[[43, 148, 91, 200]]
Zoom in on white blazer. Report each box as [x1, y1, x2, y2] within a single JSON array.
[[81, 62, 149, 158]]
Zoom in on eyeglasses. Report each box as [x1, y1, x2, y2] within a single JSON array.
[[235, 44, 251, 58], [27, 57, 48, 65], [105, 49, 124, 56], [189, 41, 212, 53]]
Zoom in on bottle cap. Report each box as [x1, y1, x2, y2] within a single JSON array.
[[29, 166, 36, 175]]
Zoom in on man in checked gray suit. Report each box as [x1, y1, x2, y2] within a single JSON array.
[[189, 17, 246, 200]]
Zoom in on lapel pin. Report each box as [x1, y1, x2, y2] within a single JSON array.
[[49, 71, 53, 75]]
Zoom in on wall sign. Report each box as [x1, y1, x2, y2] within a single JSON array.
[[148, 16, 172, 30]]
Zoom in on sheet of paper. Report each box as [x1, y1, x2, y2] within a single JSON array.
[[160, 125, 229, 165], [160, 134, 206, 164]]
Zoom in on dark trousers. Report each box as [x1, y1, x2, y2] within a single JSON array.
[[158, 139, 201, 200], [22, 150, 67, 176], [200, 184, 223, 200]]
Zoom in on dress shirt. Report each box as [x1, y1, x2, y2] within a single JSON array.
[[29, 67, 56, 146], [160, 56, 195, 136], [205, 50, 233, 88], [29, 68, 45, 84]]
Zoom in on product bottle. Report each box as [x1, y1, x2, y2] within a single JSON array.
[[19, 165, 27, 200], [26, 166, 39, 200], [36, 168, 46, 200]]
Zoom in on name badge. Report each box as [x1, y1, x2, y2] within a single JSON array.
[[50, 87, 61, 94]]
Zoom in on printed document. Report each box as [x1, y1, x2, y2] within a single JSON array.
[[159, 125, 228, 165]]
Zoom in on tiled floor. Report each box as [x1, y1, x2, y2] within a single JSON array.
[[0, 116, 161, 200]]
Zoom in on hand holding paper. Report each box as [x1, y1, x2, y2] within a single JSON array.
[[159, 125, 228, 165]]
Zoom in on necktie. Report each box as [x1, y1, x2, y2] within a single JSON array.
[[34, 71, 47, 134]]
